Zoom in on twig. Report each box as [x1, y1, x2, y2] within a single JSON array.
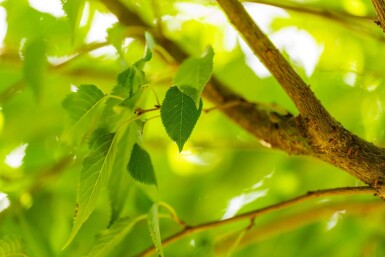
[[134, 106, 160, 115], [137, 186, 374, 256], [203, 100, 244, 113], [215, 201, 384, 255]]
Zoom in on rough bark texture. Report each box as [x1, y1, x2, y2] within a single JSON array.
[[372, 0, 385, 32], [100, 0, 385, 198]]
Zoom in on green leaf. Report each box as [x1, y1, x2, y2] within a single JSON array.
[[108, 120, 143, 223], [147, 204, 164, 257], [116, 50, 152, 109], [0, 235, 25, 257], [145, 31, 156, 51], [63, 128, 116, 249], [23, 38, 47, 99], [127, 143, 157, 185], [61, 0, 86, 36], [63, 84, 105, 122], [85, 216, 145, 257], [160, 86, 203, 152], [174, 46, 214, 106]]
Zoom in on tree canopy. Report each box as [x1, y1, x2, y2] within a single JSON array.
[[1, 0, 385, 256]]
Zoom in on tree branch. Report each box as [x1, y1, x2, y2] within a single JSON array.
[[217, 0, 337, 138], [137, 186, 375, 256], [99, 0, 385, 197], [217, 0, 385, 197], [215, 201, 384, 255], [371, 0, 385, 32]]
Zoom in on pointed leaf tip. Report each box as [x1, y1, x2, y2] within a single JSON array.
[[160, 87, 203, 152], [127, 143, 157, 185], [148, 204, 164, 257]]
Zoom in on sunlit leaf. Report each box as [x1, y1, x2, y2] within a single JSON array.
[[147, 204, 164, 257], [160, 86, 203, 152], [61, 0, 86, 35], [63, 128, 116, 248], [127, 143, 157, 185], [174, 46, 214, 106], [63, 84, 105, 123], [23, 38, 47, 99], [0, 235, 25, 257], [85, 216, 145, 257], [108, 120, 143, 223]]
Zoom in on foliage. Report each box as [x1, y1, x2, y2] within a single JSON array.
[[1, 0, 385, 257]]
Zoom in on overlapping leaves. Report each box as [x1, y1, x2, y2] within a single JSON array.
[[161, 47, 214, 151]]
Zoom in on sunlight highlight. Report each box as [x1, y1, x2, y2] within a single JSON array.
[[86, 11, 117, 43], [4, 143, 28, 169], [221, 171, 273, 220], [0, 192, 10, 213], [239, 3, 289, 78], [70, 84, 78, 92], [326, 210, 346, 231], [343, 72, 357, 87], [28, 0, 65, 18], [0, 7, 7, 50], [168, 144, 222, 176], [86, 11, 118, 57], [271, 27, 324, 77]]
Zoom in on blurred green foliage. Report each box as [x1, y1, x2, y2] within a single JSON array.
[[0, 0, 384, 256]]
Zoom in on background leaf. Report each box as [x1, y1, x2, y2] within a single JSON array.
[[160, 86, 203, 152], [64, 129, 116, 248], [85, 216, 145, 257], [61, 0, 86, 36], [174, 46, 214, 106], [63, 84, 105, 123], [0, 235, 25, 257], [127, 143, 157, 185], [108, 120, 143, 223], [147, 204, 164, 257], [23, 38, 47, 99]]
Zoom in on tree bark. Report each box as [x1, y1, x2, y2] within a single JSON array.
[[100, 0, 385, 198]]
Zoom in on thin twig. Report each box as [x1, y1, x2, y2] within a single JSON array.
[[215, 201, 384, 255], [137, 186, 374, 256], [203, 100, 244, 113]]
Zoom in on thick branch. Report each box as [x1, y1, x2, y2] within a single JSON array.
[[217, 0, 385, 196], [99, 0, 385, 196], [371, 0, 385, 32], [217, 0, 337, 142]]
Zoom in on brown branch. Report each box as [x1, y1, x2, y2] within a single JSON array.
[[217, 0, 385, 196], [215, 201, 384, 255], [137, 186, 375, 256], [99, 0, 385, 197], [217, 0, 336, 136], [244, 0, 375, 21], [245, 0, 385, 43], [371, 0, 385, 32]]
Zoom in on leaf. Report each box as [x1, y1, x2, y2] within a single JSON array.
[[63, 128, 116, 249], [147, 204, 164, 257], [23, 38, 47, 99], [160, 87, 203, 152], [0, 235, 25, 257], [63, 84, 105, 123], [85, 216, 145, 257], [174, 46, 214, 107], [61, 0, 86, 36], [127, 143, 157, 185], [108, 120, 143, 223]]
